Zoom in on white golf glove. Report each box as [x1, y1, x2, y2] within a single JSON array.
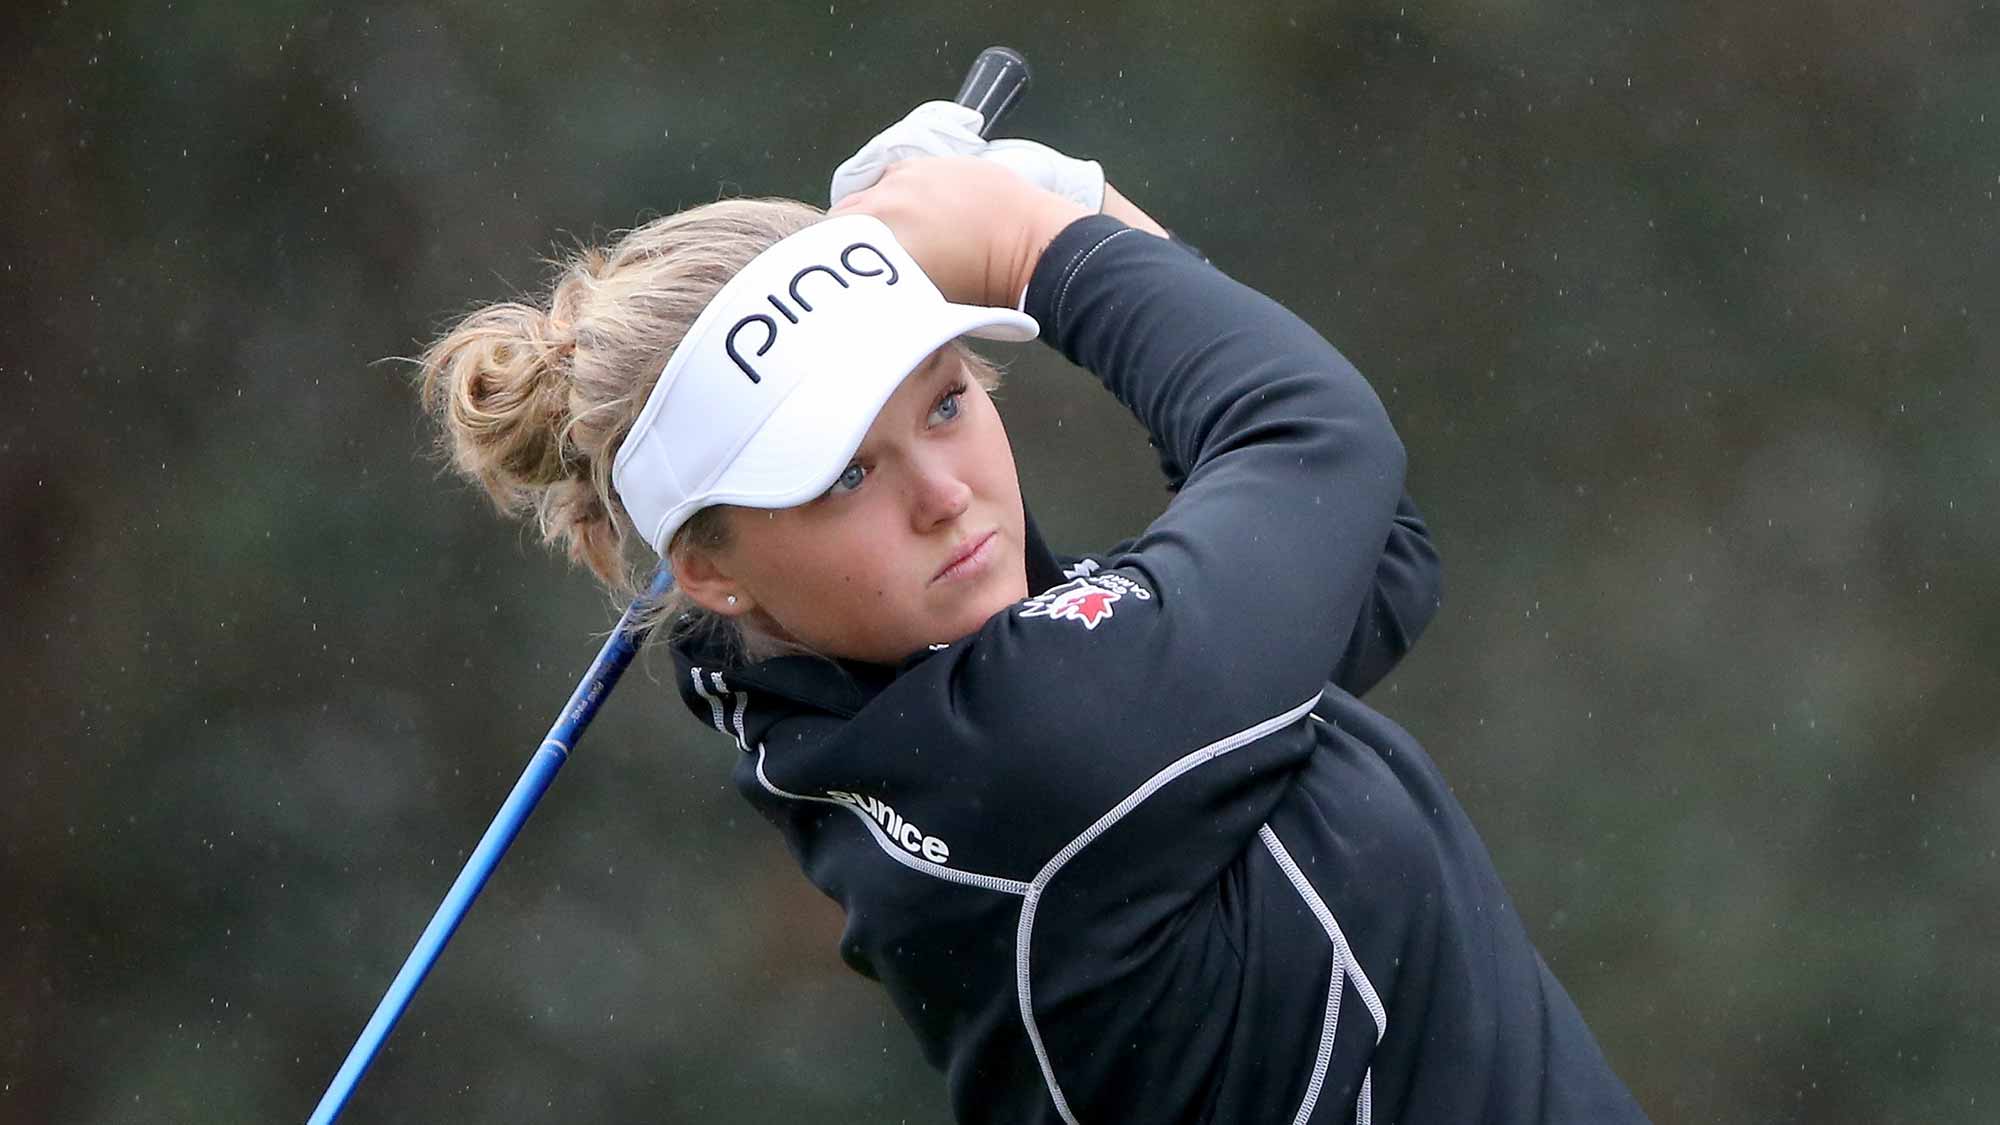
[[829, 100, 1106, 214]]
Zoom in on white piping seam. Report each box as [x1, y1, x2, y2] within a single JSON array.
[[1053, 228, 1138, 332], [1261, 825, 1385, 1125], [1017, 693, 1322, 1125], [709, 672, 750, 752], [690, 667, 728, 739], [730, 690, 750, 749], [1291, 950, 1344, 1125], [1259, 826, 1387, 1037], [752, 743, 1031, 896]]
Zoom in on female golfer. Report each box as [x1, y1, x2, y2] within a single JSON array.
[[419, 117, 1645, 1123]]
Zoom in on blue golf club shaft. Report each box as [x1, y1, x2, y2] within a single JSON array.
[[307, 567, 673, 1124]]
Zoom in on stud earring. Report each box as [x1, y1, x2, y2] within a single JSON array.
[[725, 595, 738, 608]]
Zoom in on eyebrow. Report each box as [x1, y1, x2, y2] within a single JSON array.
[[916, 346, 953, 381]]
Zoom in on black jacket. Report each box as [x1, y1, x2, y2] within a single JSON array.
[[671, 216, 1646, 1124]]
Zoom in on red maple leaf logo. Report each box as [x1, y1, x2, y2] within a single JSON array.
[[1020, 579, 1127, 631], [1059, 588, 1118, 628]]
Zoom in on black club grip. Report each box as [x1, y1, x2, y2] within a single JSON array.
[[954, 47, 1031, 140]]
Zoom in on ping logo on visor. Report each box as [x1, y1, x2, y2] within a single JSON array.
[[725, 243, 900, 384], [611, 214, 1039, 557]]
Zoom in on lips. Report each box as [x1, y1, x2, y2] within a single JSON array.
[[933, 530, 997, 583]]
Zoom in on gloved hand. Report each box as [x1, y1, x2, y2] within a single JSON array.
[[829, 100, 1106, 214], [830, 156, 1090, 309]]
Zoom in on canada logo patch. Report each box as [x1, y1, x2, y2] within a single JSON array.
[[1018, 573, 1152, 631]]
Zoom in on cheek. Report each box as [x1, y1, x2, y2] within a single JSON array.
[[819, 548, 893, 598], [777, 507, 907, 601], [971, 416, 1022, 503]]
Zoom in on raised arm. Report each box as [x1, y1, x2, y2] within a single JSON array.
[[1025, 216, 1407, 713], [1100, 181, 1441, 697]]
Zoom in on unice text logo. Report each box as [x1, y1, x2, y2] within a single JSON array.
[[825, 789, 950, 864], [724, 241, 900, 384]]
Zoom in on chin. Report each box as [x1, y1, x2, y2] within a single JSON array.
[[928, 602, 1003, 648], [970, 591, 1022, 632]]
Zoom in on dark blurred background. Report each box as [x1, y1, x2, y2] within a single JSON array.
[[6, 0, 1996, 1121]]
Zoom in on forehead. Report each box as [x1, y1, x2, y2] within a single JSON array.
[[907, 345, 954, 380]]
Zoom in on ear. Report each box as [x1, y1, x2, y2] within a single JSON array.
[[670, 546, 756, 618]]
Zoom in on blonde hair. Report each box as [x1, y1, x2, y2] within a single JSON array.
[[414, 196, 998, 662]]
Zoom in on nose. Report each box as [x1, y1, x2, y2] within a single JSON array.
[[908, 453, 972, 531]]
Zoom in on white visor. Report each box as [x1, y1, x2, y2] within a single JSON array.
[[612, 213, 1039, 556]]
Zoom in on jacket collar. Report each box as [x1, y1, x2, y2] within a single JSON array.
[[670, 506, 1067, 724]]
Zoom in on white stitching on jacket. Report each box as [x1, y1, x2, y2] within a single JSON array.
[[1261, 824, 1385, 1124], [1016, 693, 1322, 1125], [718, 674, 750, 752], [1292, 945, 1344, 1124], [1053, 228, 1139, 333], [689, 667, 729, 740], [1260, 827, 1387, 1035]]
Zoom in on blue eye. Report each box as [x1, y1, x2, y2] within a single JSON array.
[[827, 462, 867, 495], [929, 384, 966, 426]]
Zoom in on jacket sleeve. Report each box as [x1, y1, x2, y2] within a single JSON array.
[[1141, 229, 1441, 697], [1025, 215, 1408, 708], [1107, 489, 1442, 697], [1329, 493, 1442, 696]]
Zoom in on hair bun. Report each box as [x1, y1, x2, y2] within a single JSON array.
[[419, 301, 582, 513]]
